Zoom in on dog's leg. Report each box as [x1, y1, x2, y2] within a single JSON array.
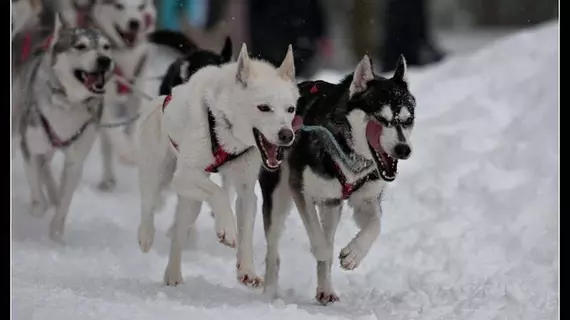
[[40, 152, 59, 207], [315, 203, 342, 305], [165, 157, 198, 250], [97, 130, 116, 191], [172, 169, 236, 248], [340, 197, 382, 270], [24, 154, 48, 217], [290, 189, 331, 262], [164, 196, 202, 286], [166, 157, 198, 246], [234, 182, 263, 288], [136, 147, 170, 253], [260, 167, 293, 299], [49, 127, 98, 242]]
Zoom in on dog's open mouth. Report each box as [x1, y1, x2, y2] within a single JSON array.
[[114, 25, 137, 47], [253, 128, 284, 171], [366, 120, 398, 181], [74, 69, 108, 94]]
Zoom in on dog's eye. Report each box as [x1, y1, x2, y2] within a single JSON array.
[[257, 104, 271, 112], [287, 106, 295, 113], [102, 44, 111, 50], [375, 116, 390, 126], [75, 44, 87, 50], [115, 3, 124, 10], [138, 3, 145, 10]]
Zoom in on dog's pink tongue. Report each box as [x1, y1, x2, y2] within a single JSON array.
[[366, 120, 383, 151], [264, 142, 279, 167], [292, 115, 304, 132], [85, 74, 97, 87]]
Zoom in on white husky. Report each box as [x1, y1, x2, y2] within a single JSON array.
[[136, 43, 300, 287]]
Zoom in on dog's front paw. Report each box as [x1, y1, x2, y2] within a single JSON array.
[[97, 178, 116, 192], [215, 220, 236, 248], [49, 217, 65, 243], [237, 266, 264, 289], [339, 243, 365, 270], [163, 265, 184, 286], [29, 200, 48, 217], [138, 220, 155, 253], [316, 289, 340, 306]]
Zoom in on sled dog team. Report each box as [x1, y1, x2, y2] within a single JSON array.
[[12, 0, 416, 305]]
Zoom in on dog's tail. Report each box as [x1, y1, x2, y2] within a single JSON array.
[[148, 30, 198, 56]]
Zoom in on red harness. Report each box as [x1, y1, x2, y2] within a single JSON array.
[[161, 95, 253, 173]]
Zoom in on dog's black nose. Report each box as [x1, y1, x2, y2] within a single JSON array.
[[97, 56, 112, 70], [128, 19, 140, 31], [278, 128, 294, 145], [394, 144, 411, 159]]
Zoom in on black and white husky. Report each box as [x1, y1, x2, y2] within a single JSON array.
[[135, 43, 301, 288], [12, 14, 115, 242], [259, 55, 416, 304]]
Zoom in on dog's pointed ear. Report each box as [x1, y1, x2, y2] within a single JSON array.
[[277, 44, 295, 81], [220, 36, 233, 62], [392, 54, 408, 83], [349, 54, 374, 97], [236, 43, 250, 86]]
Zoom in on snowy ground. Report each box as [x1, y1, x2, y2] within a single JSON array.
[[12, 22, 559, 320]]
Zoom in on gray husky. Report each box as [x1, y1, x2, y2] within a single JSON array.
[[12, 14, 115, 242], [259, 55, 416, 304]]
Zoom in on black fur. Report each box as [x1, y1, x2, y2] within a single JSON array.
[[148, 30, 233, 95], [260, 56, 416, 227]]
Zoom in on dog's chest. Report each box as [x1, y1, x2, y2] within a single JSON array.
[[302, 167, 385, 202], [219, 149, 260, 182]]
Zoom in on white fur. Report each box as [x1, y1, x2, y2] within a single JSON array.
[[88, 0, 157, 190], [135, 43, 299, 288], [380, 105, 393, 122], [398, 107, 412, 122], [92, 0, 156, 49]]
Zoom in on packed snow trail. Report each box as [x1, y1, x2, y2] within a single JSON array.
[[12, 22, 558, 319]]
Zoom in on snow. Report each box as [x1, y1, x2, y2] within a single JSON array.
[[12, 22, 559, 320]]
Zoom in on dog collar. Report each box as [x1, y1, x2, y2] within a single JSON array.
[[161, 95, 253, 173]]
